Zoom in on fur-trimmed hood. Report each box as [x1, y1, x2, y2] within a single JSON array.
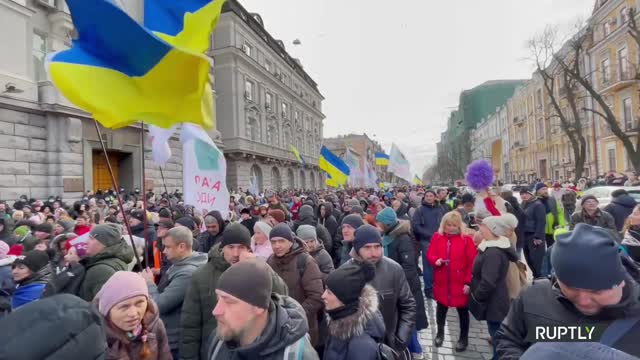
[[327, 285, 385, 341], [387, 220, 411, 238]]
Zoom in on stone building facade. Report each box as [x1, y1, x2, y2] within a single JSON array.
[[0, 0, 185, 202], [212, 0, 326, 191]]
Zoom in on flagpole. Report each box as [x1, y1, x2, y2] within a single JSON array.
[[140, 121, 149, 268], [93, 119, 142, 271]]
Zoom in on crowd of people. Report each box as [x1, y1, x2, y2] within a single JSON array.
[[0, 181, 638, 360]]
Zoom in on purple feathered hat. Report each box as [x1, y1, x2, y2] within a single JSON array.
[[465, 160, 495, 191]]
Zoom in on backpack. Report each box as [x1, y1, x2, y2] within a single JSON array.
[[43, 261, 118, 297]]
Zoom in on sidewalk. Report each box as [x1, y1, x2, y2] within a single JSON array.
[[417, 297, 494, 360]]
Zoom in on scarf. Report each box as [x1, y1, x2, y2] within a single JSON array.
[[382, 233, 393, 257]]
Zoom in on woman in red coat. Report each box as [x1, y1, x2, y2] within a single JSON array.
[[427, 211, 477, 352]]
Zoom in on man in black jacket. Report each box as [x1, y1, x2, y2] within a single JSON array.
[[605, 189, 637, 232], [496, 224, 640, 359], [345, 224, 416, 356], [520, 188, 547, 278]]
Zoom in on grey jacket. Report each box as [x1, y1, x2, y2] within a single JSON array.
[[147, 252, 208, 351], [208, 294, 319, 360], [569, 209, 617, 232]]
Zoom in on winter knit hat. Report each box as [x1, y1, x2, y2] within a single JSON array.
[[269, 223, 294, 242], [267, 209, 286, 224], [519, 187, 534, 196], [350, 205, 364, 215], [375, 207, 397, 227], [0, 241, 9, 260], [220, 223, 251, 248], [298, 205, 315, 219], [342, 214, 364, 230], [96, 271, 149, 316], [33, 223, 53, 234], [128, 210, 145, 223], [296, 225, 317, 241], [348, 199, 361, 207], [551, 223, 626, 290], [580, 195, 599, 207], [89, 223, 122, 247], [217, 260, 272, 309], [482, 214, 518, 237], [535, 182, 547, 193], [14, 225, 30, 239], [325, 262, 376, 316], [175, 216, 196, 231], [253, 221, 272, 236], [13, 250, 49, 273], [353, 224, 382, 254], [56, 219, 76, 233]]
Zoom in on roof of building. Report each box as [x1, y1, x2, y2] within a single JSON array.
[[224, 0, 323, 97]]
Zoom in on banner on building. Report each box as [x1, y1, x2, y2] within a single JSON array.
[[181, 124, 230, 219]]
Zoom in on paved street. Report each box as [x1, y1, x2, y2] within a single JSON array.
[[418, 297, 494, 360]]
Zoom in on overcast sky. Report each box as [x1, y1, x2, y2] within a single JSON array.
[[239, 0, 593, 175]]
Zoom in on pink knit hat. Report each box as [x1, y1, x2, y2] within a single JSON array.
[[96, 271, 149, 316], [0, 241, 8, 259]]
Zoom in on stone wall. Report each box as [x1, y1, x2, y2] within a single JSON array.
[[144, 137, 184, 194], [0, 108, 84, 201]]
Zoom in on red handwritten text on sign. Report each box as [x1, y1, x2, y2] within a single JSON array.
[[194, 175, 221, 206]]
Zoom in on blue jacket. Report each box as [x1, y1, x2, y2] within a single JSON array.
[[11, 283, 46, 310], [411, 202, 446, 242], [522, 199, 546, 240]]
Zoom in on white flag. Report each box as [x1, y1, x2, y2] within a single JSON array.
[[181, 124, 230, 219], [149, 125, 177, 166], [388, 143, 413, 183]]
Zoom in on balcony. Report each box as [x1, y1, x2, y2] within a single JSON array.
[[223, 137, 319, 165], [601, 69, 636, 93]]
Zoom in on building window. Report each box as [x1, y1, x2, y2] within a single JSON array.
[[619, 47, 629, 79], [32, 31, 48, 81], [604, 21, 612, 37], [267, 124, 279, 146], [601, 58, 611, 85], [246, 118, 259, 141], [242, 42, 253, 57], [537, 118, 544, 139], [536, 89, 543, 110], [623, 97, 634, 130], [621, 7, 629, 23], [265, 92, 272, 110], [244, 80, 254, 101], [281, 102, 288, 118], [265, 60, 272, 73], [283, 125, 292, 147], [608, 146, 617, 171]]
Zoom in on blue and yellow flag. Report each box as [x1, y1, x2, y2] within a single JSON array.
[[144, 0, 225, 53], [375, 152, 390, 166], [413, 175, 424, 186], [326, 174, 340, 188], [48, 0, 223, 129], [289, 145, 306, 166], [319, 146, 350, 186]]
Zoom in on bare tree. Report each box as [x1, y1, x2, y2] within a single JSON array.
[[529, 26, 588, 182], [556, 13, 640, 173]]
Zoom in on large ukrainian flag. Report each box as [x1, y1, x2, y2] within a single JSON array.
[[319, 146, 350, 186], [48, 0, 223, 129]]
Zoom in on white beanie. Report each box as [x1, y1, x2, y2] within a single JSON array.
[[253, 221, 272, 236], [482, 214, 518, 237]]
